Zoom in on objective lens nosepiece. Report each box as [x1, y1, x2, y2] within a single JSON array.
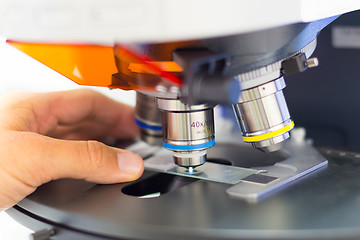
[[135, 92, 163, 145], [157, 98, 215, 168], [233, 76, 294, 152]]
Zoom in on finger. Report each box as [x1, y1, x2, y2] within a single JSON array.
[[49, 120, 136, 141], [0, 131, 144, 208], [0, 89, 139, 138], [40, 132, 144, 183]]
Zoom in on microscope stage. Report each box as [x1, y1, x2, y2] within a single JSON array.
[[7, 139, 360, 240]]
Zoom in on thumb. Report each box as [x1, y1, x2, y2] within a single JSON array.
[[49, 138, 145, 184], [14, 132, 144, 185], [0, 131, 144, 209]]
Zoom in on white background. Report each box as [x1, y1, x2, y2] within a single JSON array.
[[0, 37, 136, 239]]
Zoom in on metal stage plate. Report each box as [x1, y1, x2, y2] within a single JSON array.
[[143, 139, 327, 202], [7, 138, 360, 240]]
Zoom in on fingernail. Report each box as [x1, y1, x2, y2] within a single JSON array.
[[117, 152, 142, 175]]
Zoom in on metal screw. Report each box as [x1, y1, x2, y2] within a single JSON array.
[[306, 58, 319, 68]]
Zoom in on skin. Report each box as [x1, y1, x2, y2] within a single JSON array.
[[0, 89, 144, 210]]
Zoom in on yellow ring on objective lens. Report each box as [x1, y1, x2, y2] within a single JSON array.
[[242, 121, 294, 142]]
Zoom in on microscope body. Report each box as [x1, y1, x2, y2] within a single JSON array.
[[2, 1, 356, 171]]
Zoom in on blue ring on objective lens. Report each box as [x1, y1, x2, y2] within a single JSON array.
[[135, 119, 163, 131], [163, 139, 215, 151]]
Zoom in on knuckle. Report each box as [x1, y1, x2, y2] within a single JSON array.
[[85, 140, 106, 169]]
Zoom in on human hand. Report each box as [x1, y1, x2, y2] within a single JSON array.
[[0, 89, 144, 210]]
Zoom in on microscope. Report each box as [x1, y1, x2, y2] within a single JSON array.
[[108, 34, 326, 192], [3, 1, 360, 239]]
